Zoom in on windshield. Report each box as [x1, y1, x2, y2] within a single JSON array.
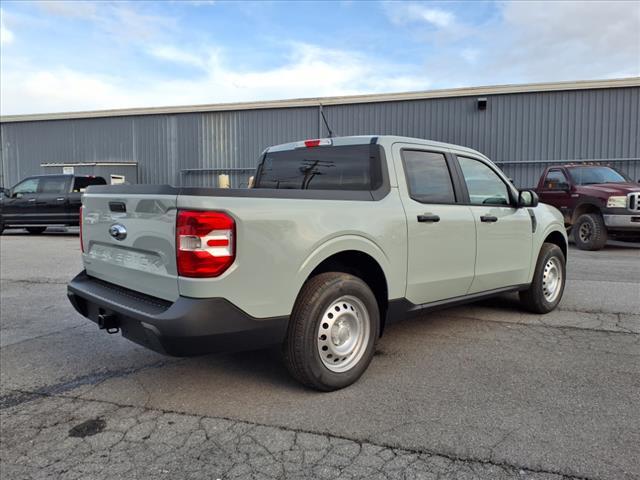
[[567, 166, 629, 185]]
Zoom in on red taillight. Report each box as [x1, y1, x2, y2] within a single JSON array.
[[79, 206, 84, 253], [304, 139, 321, 148], [176, 210, 235, 278]]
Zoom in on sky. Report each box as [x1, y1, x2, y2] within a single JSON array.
[[0, 0, 639, 115]]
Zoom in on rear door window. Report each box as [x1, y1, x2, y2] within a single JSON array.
[[39, 177, 68, 194], [73, 176, 107, 192], [402, 150, 456, 203], [254, 144, 382, 191]]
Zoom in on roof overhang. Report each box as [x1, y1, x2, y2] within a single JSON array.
[[2, 77, 638, 124]]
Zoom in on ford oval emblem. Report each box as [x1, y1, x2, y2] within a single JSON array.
[[109, 224, 127, 241]]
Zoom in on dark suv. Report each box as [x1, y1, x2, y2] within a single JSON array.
[[0, 174, 106, 234], [535, 165, 640, 250]]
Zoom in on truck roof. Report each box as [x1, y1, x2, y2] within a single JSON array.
[[266, 135, 489, 160], [24, 174, 102, 179]]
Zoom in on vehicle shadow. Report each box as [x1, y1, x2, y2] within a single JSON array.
[[601, 241, 640, 250], [200, 346, 304, 391], [568, 235, 640, 250], [471, 293, 523, 311]]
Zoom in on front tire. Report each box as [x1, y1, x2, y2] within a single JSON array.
[[573, 213, 607, 250], [283, 272, 379, 391], [26, 227, 47, 234], [519, 243, 566, 314]]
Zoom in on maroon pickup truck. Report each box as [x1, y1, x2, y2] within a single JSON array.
[[535, 165, 640, 250]]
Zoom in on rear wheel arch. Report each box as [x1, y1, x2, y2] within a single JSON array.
[[299, 250, 389, 336]]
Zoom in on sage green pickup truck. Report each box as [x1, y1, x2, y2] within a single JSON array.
[[68, 136, 567, 390]]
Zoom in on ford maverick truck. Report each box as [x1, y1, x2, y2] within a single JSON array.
[[67, 136, 568, 390], [535, 165, 640, 250]]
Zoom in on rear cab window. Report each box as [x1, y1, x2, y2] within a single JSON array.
[[38, 176, 69, 194], [253, 144, 383, 191], [73, 176, 107, 192]]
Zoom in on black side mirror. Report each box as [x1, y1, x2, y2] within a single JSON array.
[[558, 182, 571, 192], [518, 189, 539, 208]]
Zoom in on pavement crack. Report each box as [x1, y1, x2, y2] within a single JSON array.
[[1, 278, 69, 285], [0, 323, 87, 350], [0, 360, 172, 409], [447, 312, 640, 337], [1, 387, 599, 480]]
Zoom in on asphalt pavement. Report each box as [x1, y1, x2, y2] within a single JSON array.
[[1, 229, 638, 480]]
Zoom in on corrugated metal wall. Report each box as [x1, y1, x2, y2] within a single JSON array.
[[1, 87, 638, 188]]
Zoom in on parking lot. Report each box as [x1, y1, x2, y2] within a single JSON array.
[[0, 231, 638, 480]]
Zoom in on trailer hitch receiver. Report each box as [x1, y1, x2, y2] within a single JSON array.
[[97, 312, 120, 334]]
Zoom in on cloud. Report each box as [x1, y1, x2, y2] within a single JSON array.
[[1, 1, 637, 115], [36, 1, 176, 41], [490, 1, 640, 81], [405, 1, 640, 87], [148, 45, 209, 68], [501, 1, 639, 60], [107, 5, 176, 41], [1, 68, 136, 114], [36, 0, 97, 19], [1, 42, 431, 114], [178, 1, 217, 5], [385, 3, 455, 28], [460, 48, 479, 64], [1, 9, 14, 45]]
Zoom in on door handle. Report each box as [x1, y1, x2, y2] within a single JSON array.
[[56, 197, 65, 201], [417, 214, 440, 223], [28, 198, 36, 202], [480, 215, 498, 223]]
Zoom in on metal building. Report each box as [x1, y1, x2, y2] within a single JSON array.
[[1, 77, 639, 189]]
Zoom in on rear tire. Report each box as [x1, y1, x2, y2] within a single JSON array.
[[573, 213, 607, 250], [519, 243, 566, 314], [26, 227, 47, 234], [283, 272, 379, 391]]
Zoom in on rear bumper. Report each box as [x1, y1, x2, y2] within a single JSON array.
[[603, 214, 640, 231], [67, 271, 288, 356]]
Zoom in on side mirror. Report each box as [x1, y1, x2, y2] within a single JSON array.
[[0, 188, 8, 197], [518, 189, 539, 208], [558, 182, 571, 192]]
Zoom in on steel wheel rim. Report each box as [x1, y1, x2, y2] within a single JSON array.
[[317, 295, 370, 373], [542, 257, 563, 303], [578, 222, 592, 242]]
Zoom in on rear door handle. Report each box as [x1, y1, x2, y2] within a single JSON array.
[[417, 214, 440, 223], [28, 198, 36, 202], [56, 197, 65, 201], [480, 215, 498, 223]]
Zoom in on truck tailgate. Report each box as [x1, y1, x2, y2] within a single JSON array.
[[82, 193, 179, 301]]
